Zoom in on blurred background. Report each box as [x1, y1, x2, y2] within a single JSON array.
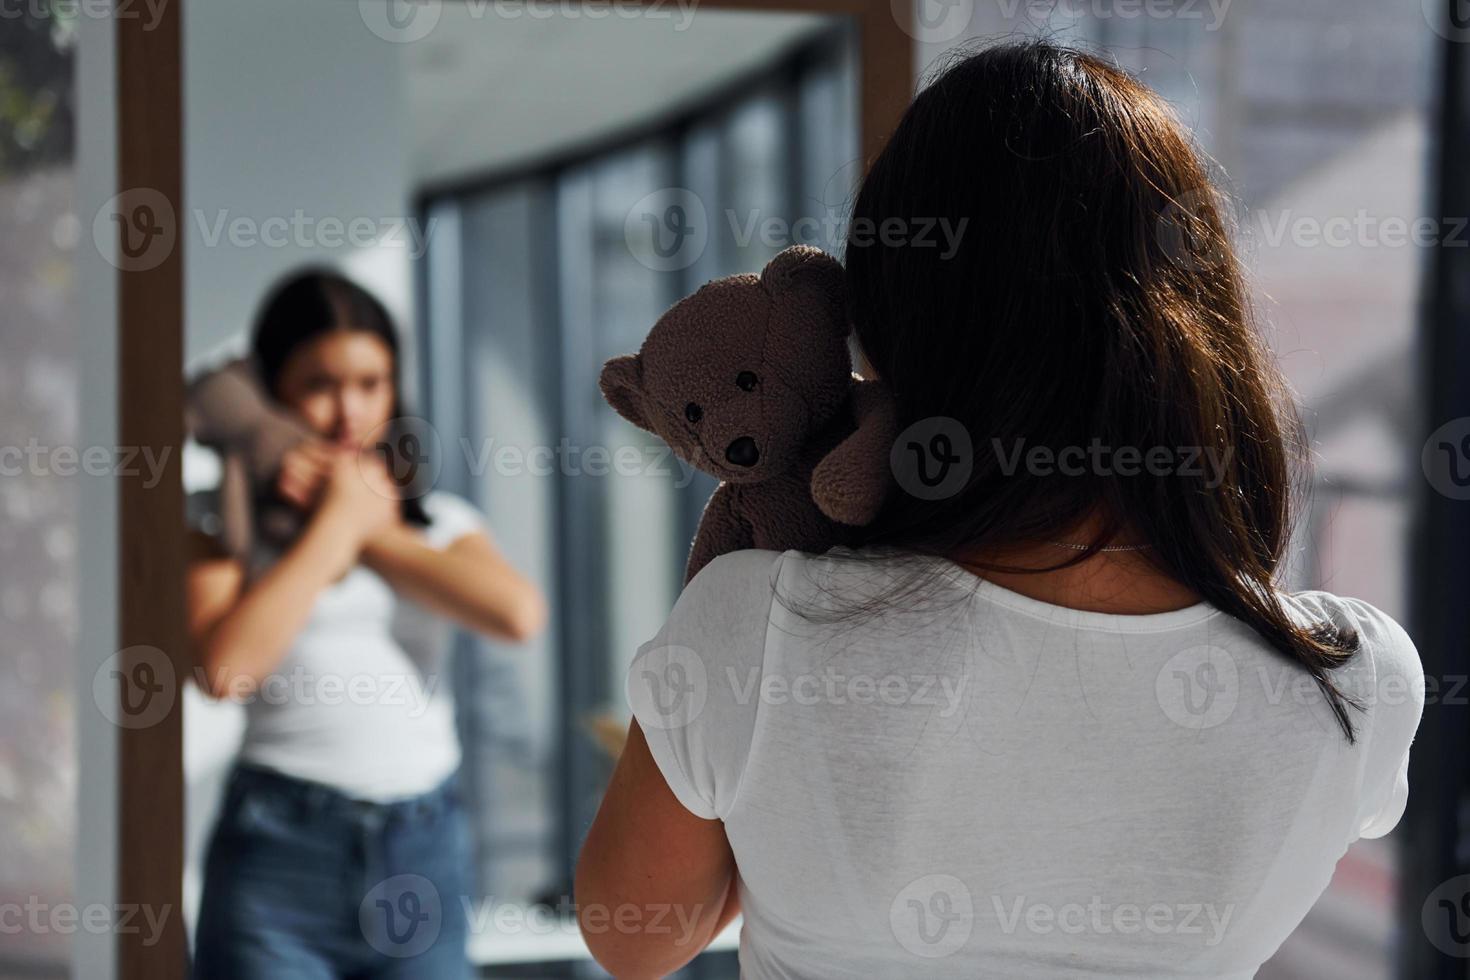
[[0, 0, 1464, 977]]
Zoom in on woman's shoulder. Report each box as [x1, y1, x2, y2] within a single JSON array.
[[1280, 590, 1422, 689], [1282, 590, 1426, 839], [683, 547, 896, 607], [1282, 590, 1425, 803], [675, 549, 789, 619]]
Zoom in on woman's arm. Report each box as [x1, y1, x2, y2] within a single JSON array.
[[575, 719, 738, 979], [185, 450, 396, 699], [358, 523, 548, 643]]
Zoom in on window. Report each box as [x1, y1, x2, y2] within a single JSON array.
[[417, 27, 857, 974]]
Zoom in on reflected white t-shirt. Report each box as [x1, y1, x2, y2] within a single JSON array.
[[195, 489, 490, 802], [626, 546, 1425, 980]]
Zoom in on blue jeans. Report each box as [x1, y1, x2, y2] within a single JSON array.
[[192, 763, 474, 980]]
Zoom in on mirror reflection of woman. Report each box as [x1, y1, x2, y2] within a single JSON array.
[[186, 269, 547, 980]]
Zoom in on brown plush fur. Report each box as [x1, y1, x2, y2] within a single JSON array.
[[600, 246, 896, 585], [184, 358, 313, 562]]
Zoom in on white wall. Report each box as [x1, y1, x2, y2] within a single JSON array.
[[184, 0, 413, 369]]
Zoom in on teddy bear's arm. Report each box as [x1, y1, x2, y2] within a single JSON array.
[[187, 359, 309, 463], [186, 359, 315, 562], [810, 379, 899, 526], [683, 482, 753, 586]]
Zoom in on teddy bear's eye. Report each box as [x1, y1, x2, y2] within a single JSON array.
[[736, 371, 759, 392], [685, 402, 703, 423]]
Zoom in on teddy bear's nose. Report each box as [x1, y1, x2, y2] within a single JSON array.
[[725, 437, 760, 467]]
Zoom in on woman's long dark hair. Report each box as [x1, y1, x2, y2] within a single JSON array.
[[251, 267, 431, 527], [818, 39, 1362, 740]]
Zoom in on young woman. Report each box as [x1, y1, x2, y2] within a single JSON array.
[[187, 269, 547, 979], [576, 41, 1425, 978]]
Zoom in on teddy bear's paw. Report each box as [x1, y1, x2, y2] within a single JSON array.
[[811, 459, 888, 526]]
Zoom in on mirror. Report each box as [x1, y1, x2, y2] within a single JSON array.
[[181, 3, 859, 975]]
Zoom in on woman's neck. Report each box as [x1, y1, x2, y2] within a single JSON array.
[[948, 520, 1203, 616]]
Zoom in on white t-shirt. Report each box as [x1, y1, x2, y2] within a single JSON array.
[[192, 489, 490, 802], [626, 546, 1425, 980]]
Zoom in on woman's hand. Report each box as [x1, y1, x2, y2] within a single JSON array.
[[316, 448, 401, 553], [275, 439, 336, 511]]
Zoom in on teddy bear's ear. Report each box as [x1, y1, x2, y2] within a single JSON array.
[[598, 354, 652, 431], [759, 245, 846, 335]]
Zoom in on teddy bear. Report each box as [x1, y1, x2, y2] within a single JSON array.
[[184, 357, 315, 563], [599, 245, 897, 585]]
